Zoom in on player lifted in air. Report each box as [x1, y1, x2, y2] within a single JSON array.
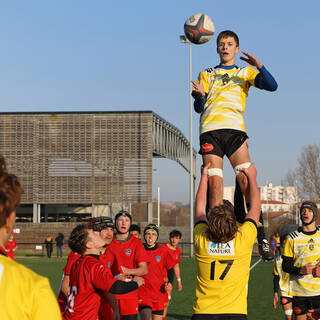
[[108, 210, 149, 320], [192, 162, 261, 319], [192, 30, 277, 261], [138, 224, 175, 320], [282, 201, 320, 320]]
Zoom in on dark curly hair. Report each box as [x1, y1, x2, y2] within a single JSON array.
[[0, 156, 23, 228], [207, 200, 238, 243], [68, 224, 90, 255]]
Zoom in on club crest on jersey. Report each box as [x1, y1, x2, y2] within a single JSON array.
[[308, 238, 315, 251], [222, 73, 231, 85], [107, 262, 111, 268], [207, 240, 235, 255], [176, 254, 178, 259], [125, 249, 132, 256], [156, 256, 161, 262]]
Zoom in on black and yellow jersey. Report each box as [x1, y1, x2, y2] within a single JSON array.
[[193, 220, 257, 315], [283, 227, 320, 297]]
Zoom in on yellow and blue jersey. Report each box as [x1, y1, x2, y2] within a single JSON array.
[[196, 66, 258, 135]]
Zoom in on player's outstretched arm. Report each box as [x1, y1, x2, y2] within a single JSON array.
[[195, 163, 210, 223], [240, 51, 263, 69], [242, 164, 261, 225], [241, 51, 278, 91]]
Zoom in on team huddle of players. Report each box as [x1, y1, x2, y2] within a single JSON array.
[[58, 212, 183, 320], [273, 201, 320, 320]]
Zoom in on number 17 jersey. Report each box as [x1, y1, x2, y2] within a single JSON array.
[[193, 220, 257, 315]]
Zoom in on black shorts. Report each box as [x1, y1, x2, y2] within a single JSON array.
[[192, 314, 247, 320], [280, 296, 292, 305], [293, 295, 320, 315], [199, 129, 248, 158]]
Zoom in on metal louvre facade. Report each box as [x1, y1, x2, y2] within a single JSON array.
[[0, 111, 195, 205]]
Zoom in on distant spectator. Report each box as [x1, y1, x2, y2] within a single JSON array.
[[55, 232, 64, 258], [270, 235, 277, 256], [130, 224, 141, 239], [45, 236, 53, 258], [5, 233, 18, 260]]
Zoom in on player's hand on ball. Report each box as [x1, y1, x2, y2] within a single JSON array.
[[240, 51, 263, 69], [191, 74, 205, 98]]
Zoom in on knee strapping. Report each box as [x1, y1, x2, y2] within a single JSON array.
[[234, 162, 251, 175], [284, 309, 293, 316], [207, 168, 223, 178]]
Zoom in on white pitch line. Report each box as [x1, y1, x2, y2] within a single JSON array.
[[250, 258, 262, 270]]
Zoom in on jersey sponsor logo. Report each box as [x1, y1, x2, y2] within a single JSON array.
[[107, 262, 111, 268], [207, 240, 235, 255], [125, 249, 132, 256], [176, 254, 178, 259], [156, 256, 161, 262], [201, 143, 214, 153]]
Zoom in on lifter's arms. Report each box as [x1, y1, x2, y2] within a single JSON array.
[[241, 164, 261, 225], [195, 163, 210, 224]]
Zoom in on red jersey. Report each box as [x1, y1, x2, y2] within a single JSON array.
[[109, 236, 149, 300], [58, 251, 81, 313], [63, 254, 116, 320], [139, 244, 175, 304], [5, 239, 17, 260], [164, 244, 181, 265], [98, 249, 116, 320]]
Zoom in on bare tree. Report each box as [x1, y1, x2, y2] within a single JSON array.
[[284, 144, 320, 199]]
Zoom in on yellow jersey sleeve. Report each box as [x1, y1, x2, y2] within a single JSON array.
[[273, 261, 279, 276], [283, 236, 294, 258], [246, 66, 259, 87]]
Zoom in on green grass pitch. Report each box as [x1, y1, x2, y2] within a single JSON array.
[[16, 256, 284, 319]]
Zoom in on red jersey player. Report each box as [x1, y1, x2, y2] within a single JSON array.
[[109, 210, 149, 320], [63, 223, 144, 320], [139, 224, 176, 320], [162, 230, 183, 320], [5, 233, 18, 260], [57, 217, 116, 316]]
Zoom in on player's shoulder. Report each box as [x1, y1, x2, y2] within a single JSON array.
[[287, 227, 302, 240], [0, 255, 50, 285], [194, 220, 208, 232]]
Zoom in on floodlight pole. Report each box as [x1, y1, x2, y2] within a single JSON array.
[[180, 35, 194, 257]]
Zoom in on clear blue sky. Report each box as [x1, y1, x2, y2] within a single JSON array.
[[0, 1, 319, 202]]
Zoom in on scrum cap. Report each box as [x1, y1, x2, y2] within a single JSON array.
[[114, 210, 132, 234], [300, 201, 318, 224], [144, 223, 159, 241]]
